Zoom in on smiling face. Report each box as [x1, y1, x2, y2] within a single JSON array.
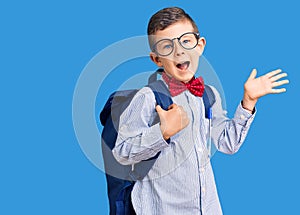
[[150, 20, 206, 83]]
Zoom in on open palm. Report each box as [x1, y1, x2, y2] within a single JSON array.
[[244, 68, 289, 101]]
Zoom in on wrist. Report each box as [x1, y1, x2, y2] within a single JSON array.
[[242, 93, 257, 111], [241, 99, 256, 113]]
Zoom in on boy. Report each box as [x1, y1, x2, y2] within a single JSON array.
[[112, 7, 288, 215]]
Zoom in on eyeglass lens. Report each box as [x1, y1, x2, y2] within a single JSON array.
[[154, 32, 198, 56]]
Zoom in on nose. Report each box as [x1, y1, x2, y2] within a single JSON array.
[[173, 40, 185, 56]]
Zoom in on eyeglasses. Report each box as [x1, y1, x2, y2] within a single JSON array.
[[152, 32, 200, 56]]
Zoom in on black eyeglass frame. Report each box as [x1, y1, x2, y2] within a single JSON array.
[[151, 32, 200, 57]]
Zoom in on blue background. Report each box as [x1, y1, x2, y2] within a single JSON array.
[[1, 0, 299, 214]]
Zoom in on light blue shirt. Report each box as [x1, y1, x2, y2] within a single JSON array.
[[113, 82, 256, 215]]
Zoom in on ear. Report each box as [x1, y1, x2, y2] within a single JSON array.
[[196, 37, 206, 56], [150, 52, 163, 67]]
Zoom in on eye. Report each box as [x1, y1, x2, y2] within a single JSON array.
[[183, 39, 191, 44], [163, 44, 173, 49]]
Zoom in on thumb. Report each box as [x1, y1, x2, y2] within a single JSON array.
[[155, 105, 164, 114], [248, 68, 257, 80]]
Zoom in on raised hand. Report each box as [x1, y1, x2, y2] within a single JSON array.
[[242, 68, 289, 112], [156, 104, 189, 140]]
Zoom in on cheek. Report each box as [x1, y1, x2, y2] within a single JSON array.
[[188, 50, 201, 68], [190, 59, 199, 73], [195, 47, 203, 56], [160, 56, 176, 67], [192, 57, 200, 68]]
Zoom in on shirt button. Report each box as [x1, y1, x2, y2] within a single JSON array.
[[202, 188, 206, 193], [240, 114, 245, 120], [200, 167, 205, 173]]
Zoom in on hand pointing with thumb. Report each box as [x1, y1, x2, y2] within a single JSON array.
[[156, 104, 189, 140]]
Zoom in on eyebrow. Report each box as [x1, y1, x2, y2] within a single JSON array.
[[155, 31, 198, 41]]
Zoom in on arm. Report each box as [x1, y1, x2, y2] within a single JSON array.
[[211, 68, 289, 154], [112, 87, 170, 165], [210, 91, 256, 154]]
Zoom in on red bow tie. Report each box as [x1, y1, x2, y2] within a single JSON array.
[[162, 72, 205, 97]]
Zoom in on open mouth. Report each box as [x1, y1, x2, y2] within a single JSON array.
[[176, 61, 190, 70]]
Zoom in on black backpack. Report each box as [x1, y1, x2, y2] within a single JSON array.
[[99, 69, 216, 215]]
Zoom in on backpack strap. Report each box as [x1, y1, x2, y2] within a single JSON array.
[[147, 68, 173, 122], [148, 68, 164, 84], [203, 85, 216, 119], [147, 71, 173, 126], [115, 181, 134, 215], [148, 80, 173, 110]]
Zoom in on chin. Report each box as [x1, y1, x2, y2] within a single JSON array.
[[178, 70, 195, 82], [176, 73, 194, 83]]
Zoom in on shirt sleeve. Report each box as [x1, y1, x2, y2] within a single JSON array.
[[209, 86, 256, 154], [112, 87, 169, 165]]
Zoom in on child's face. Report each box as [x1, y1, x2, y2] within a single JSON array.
[[150, 20, 206, 83]]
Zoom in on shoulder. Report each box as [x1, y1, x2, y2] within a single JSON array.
[[204, 84, 225, 108], [204, 85, 228, 115], [205, 85, 222, 100], [136, 86, 156, 100], [128, 86, 156, 109], [118, 86, 157, 121], [205, 84, 218, 95]]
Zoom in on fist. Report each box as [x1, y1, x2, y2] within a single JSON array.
[[155, 103, 189, 140]]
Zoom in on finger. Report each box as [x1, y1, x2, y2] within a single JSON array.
[[177, 106, 184, 114], [168, 103, 177, 110], [247, 68, 257, 80], [272, 79, 289, 87], [266, 69, 282, 78], [156, 105, 164, 113], [271, 88, 287, 94], [270, 73, 288, 82], [178, 106, 188, 116]]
